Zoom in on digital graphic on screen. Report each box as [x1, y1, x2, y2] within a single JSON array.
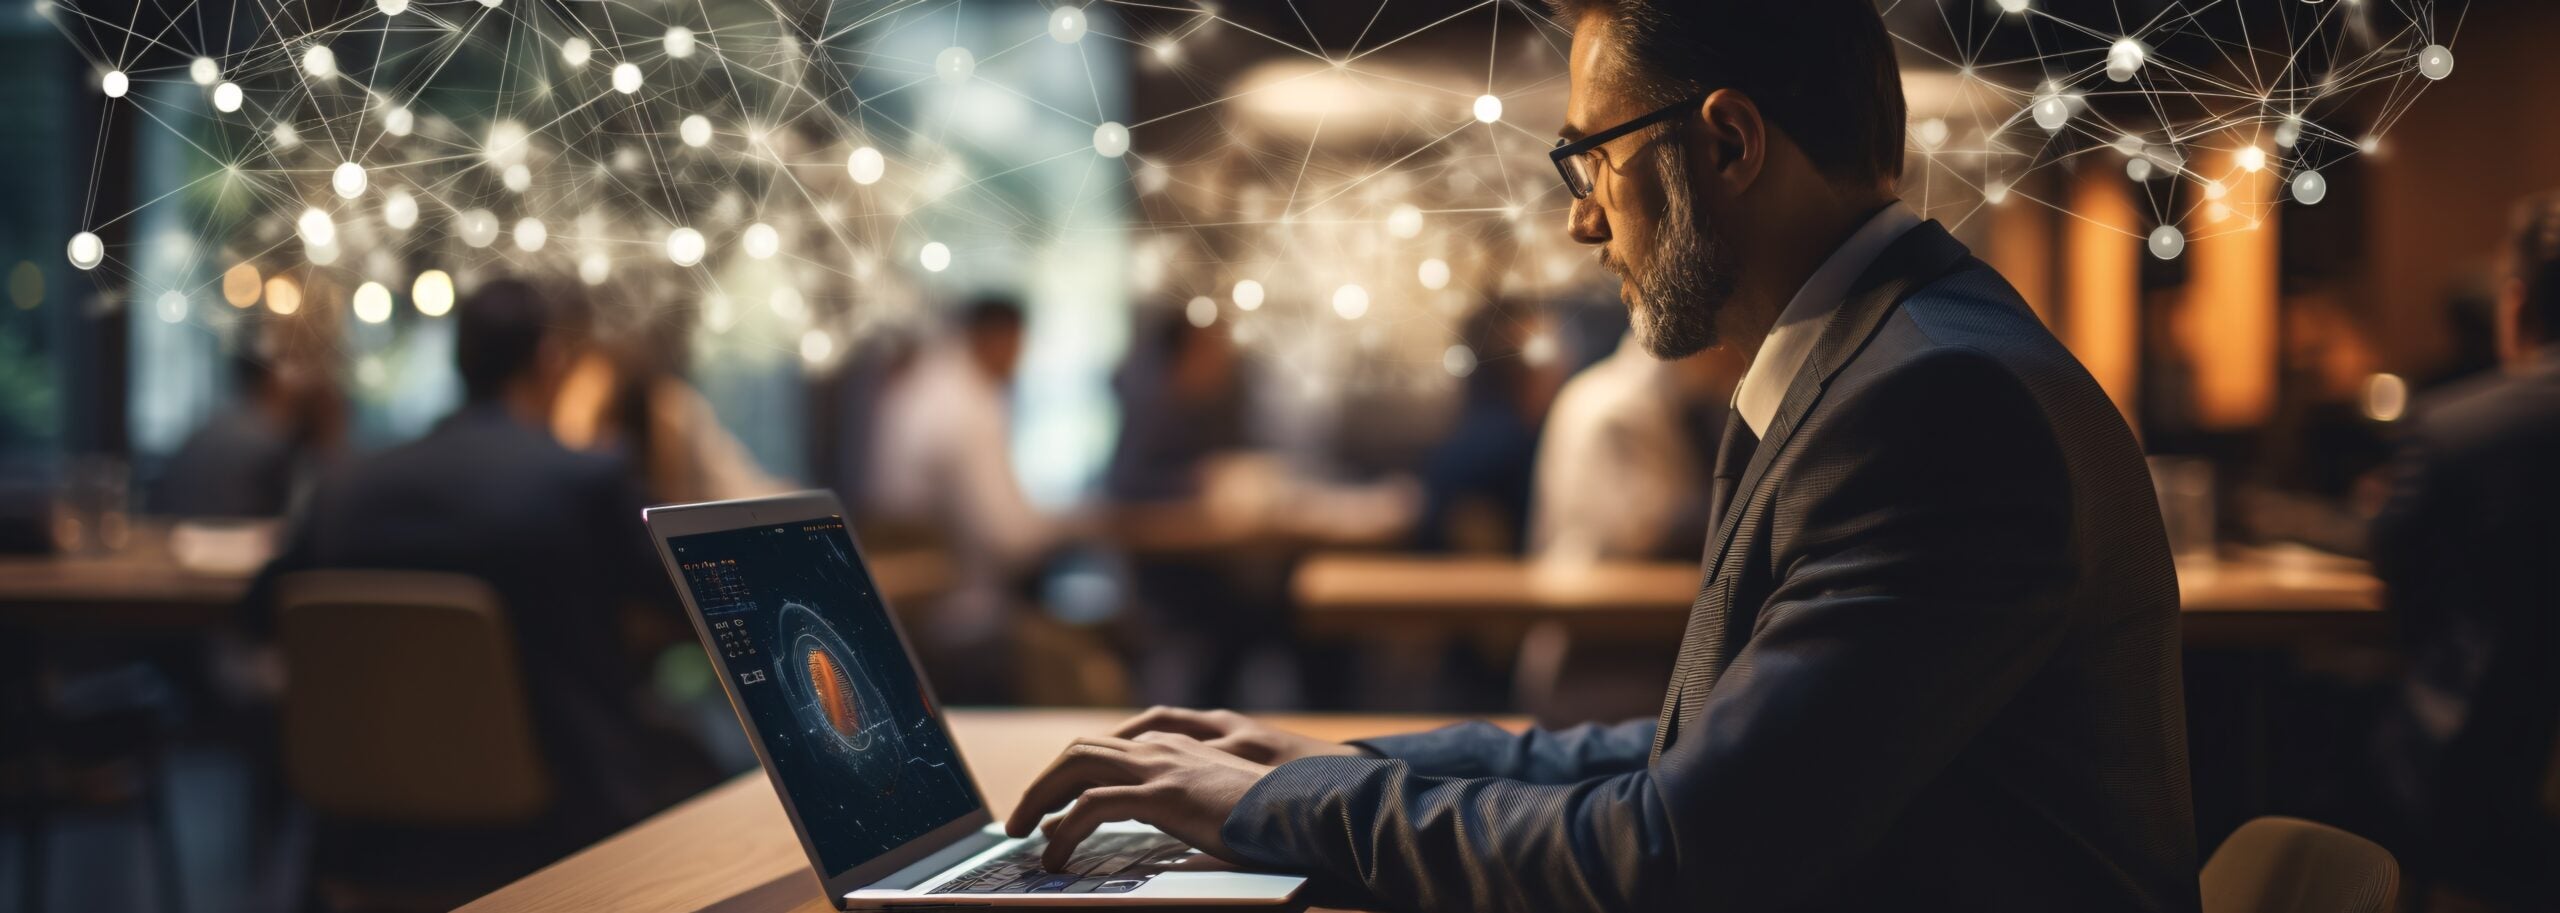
[[672, 518, 978, 877]]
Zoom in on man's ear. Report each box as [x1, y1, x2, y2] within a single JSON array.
[[1694, 88, 1767, 193]]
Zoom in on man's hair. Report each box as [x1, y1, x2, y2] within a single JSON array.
[[454, 277, 568, 402], [2508, 190, 2560, 333], [958, 295, 1026, 336], [1546, 0, 1905, 186]]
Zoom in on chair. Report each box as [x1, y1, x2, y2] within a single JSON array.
[[2201, 816, 2400, 913], [275, 570, 552, 825], [276, 570, 559, 911]]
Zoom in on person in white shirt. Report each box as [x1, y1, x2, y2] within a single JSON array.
[[864, 298, 1060, 685], [1529, 333, 1742, 563]]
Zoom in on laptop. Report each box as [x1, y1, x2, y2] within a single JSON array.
[[643, 491, 1306, 909]]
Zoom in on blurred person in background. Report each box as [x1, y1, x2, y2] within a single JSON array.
[[1530, 333, 1742, 563], [246, 278, 717, 851], [551, 311, 786, 505], [1410, 305, 1564, 554], [2368, 190, 2560, 912], [157, 319, 345, 519], [864, 296, 1068, 700]]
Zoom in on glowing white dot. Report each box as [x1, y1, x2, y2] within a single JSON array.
[[742, 222, 779, 260], [1092, 121, 1130, 158], [2148, 225, 2185, 260], [2206, 202, 2233, 224], [382, 189, 418, 230], [302, 45, 336, 80], [560, 38, 592, 67], [1331, 283, 1369, 320], [678, 115, 712, 148], [100, 70, 127, 98], [1048, 5, 1086, 43], [919, 241, 951, 272], [578, 253, 610, 286], [800, 328, 835, 365], [305, 238, 339, 267], [769, 286, 806, 322], [848, 146, 885, 184], [702, 293, 735, 333], [331, 161, 367, 199], [2416, 44, 2453, 81], [2290, 169, 2327, 206], [1472, 94, 1503, 124], [1135, 162, 1169, 195], [1442, 344, 1477, 378], [352, 281, 393, 324], [189, 57, 219, 86], [502, 164, 531, 193], [2235, 145, 2266, 173], [665, 227, 705, 266], [1386, 204, 1424, 239], [2358, 135, 2382, 156], [1184, 295, 1217, 328], [513, 217, 547, 252], [1998, 0, 2028, 12], [67, 231, 103, 270], [1523, 333, 1557, 365], [663, 26, 696, 59], [1152, 40, 1179, 64], [612, 63, 642, 94], [935, 46, 974, 84], [212, 82, 242, 112], [2274, 117, 2301, 149], [271, 122, 300, 149], [2031, 93, 2069, 132], [1232, 279, 1264, 310], [155, 290, 187, 323], [457, 209, 499, 248], [384, 105, 413, 137], [2105, 38, 2146, 82], [1914, 117, 1949, 150], [1418, 258, 1451, 290], [1983, 179, 2011, 205], [2203, 179, 2228, 201], [413, 269, 454, 316], [296, 208, 336, 248], [376, 0, 407, 15], [264, 277, 301, 315], [2126, 157, 2154, 182]]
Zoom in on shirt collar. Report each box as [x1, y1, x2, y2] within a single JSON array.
[[1730, 201, 1923, 436]]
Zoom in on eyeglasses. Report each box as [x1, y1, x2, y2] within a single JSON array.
[[1550, 93, 1710, 200]]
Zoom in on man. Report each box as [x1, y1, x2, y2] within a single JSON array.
[[864, 296, 1062, 698], [1002, 2, 2198, 911], [247, 278, 706, 836], [2368, 191, 2560, 911]]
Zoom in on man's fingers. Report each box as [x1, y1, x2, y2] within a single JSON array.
[[1036, 786, 1147, 872], [1109, 706, 1228, 740], [1005, 738, 1134, 837]]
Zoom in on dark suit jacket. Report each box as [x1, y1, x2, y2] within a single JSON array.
[[1221, 222, 2200, 912], [2368, 354, 2560, 900], [246, 404, 693, 831]]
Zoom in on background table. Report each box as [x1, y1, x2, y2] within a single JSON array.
[[459, 710, 1500, 913], [0, 523, 255, 631], [1294, 546, 2385, 648]]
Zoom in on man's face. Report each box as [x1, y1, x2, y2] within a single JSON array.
[[1561, 16, 1736, 359]]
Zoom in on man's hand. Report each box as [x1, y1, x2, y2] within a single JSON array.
[[1006, 732, 1273, 871], [1110, 706, 1369, 766]]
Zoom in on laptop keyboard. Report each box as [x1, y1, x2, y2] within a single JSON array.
[[928, 832, 1194, 895]]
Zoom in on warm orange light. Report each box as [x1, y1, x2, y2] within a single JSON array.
[[222, 263, 261, 308], [2182, 148, 2278, 430], [2065, 168, 2142, 424]]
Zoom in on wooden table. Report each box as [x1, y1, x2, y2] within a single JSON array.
[[0, 523, 256, 631], [460, 710, 1493, 913], [1294, 548, 2385, 648]]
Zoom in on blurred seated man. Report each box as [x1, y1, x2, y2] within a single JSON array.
[[158, 321, 343, 519], [2369, 190, 2560, 912], [865, 296, 1064, 698], [246, 278, 713, 842], [1530, 333, 1742, 563]]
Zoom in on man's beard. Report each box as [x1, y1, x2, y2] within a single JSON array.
[[1620, 141, 1736, 359]]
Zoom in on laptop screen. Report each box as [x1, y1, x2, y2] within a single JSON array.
[[668, 516, 981, 878]]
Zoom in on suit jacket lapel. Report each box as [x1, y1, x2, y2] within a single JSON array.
[[1654, 221, 1974, 758]]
